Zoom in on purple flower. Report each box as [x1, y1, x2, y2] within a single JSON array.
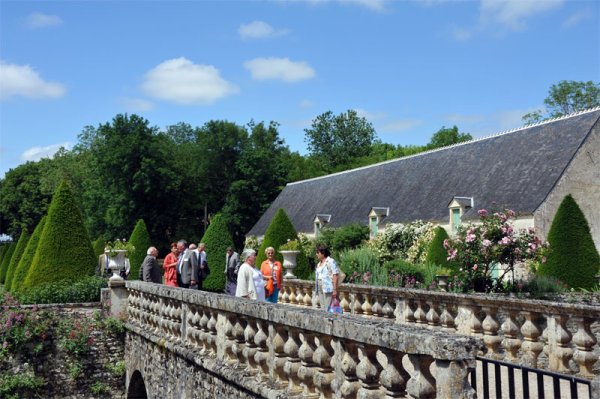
[[478, 209, 488, 217]]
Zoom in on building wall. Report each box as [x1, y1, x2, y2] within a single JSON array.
[[534, 121, 600, 251]]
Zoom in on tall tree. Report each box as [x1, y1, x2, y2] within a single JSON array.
[[4, 230, 30, 291], [11, 217, 47, 294], [426, 126, 472, 149], [522, 80, 600, 124], [304, 110, 377, 170]]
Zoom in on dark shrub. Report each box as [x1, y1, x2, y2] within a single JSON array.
[[18, 276, 107, 304], [425, 226, 453, 269], [200, 214, 234, 292], [128, 219, 152, 281], [319, 223, 369, 254]]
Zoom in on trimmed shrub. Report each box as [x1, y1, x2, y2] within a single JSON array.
[[0, 243, 16, 284], [539, 194, 600, 289], [11, 217, 47, 295], [5, 230, 31, 292], [92, 237, 106, 257], [257, 208, 311, 279], [200, 214, 234, 292], [128, 219, 152, 281], [17, 276, 107, 304], [0, 245, 8, 266], [21, 181, 96, 292], [425, 226, 452, 268], [319, 223, 369, 255]]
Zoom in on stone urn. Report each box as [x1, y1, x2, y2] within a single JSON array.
[[280, 250, 300, 279], [436, 275, 449, 292], [106, 249, 130, 282]]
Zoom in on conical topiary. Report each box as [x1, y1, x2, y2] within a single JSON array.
[[5, 230, 31, 292], [425, 226, 453, 269], [200, 214, 234, 292], [0, 243, 16, 284], [128, 219, 152, 281], [0, 245, 8, 273], [11, 217, 47, 295], [257, 208, 311, 279], [93, 237, 106, 257], [539, 194, 600, 289], [21, 181, 95, 292]]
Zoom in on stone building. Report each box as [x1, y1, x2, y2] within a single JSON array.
[[249, 108, 600, 251]]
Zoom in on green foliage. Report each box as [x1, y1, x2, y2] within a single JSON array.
[[257, 208, 311, 279], [339, 247, 385, 285], [90, 381, 110, 395], [200, 214, 234, 292], [368, 221, 434, 263], [128, 219, 152, 281], [17, 276, 107, 304], [0, 243, 16, 284], [57, 316, 95, 357], [0, 245, 8, 266], [539, 195, 600, 289], [0, 371, 44, 399], [106, 360, 126, 377], [425, 226, 452, 268], [11, 217, 47, 295], [524, 275, 568, 299], [21, 181, 96, 292], [319, 223, 369, 255], [4, 230, 30, 292], [426, 126, 472, 149], [385, 259, 426, 287], [92, 237, 106, 257]]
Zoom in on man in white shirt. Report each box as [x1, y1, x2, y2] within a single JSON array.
[[236, 249, 257, 299]]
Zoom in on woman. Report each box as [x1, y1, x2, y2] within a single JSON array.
[[315, 244, 339, 310], [260, 246, 282, 303], [252, 263, 266, 302], [163, 242, 179, 287], [236, 249, 258, 299]]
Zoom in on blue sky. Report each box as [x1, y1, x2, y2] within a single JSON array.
[[0, 0, 598, 178]]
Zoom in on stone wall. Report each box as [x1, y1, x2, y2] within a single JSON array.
[[0, 303, 126, 398]]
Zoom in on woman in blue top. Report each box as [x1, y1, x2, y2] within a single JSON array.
[[314, 244, 339, 310]]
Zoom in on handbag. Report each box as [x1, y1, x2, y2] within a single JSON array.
[[327, 297, 343, 314]]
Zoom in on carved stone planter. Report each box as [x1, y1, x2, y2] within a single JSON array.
[[280, 250, 300, 279], [106, 249, 130, 282]]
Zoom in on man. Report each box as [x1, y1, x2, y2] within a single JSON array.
[[236, 249, 257, 299], [177, 240, 198, 289], [140, 246, 162, 283], [224, 247, 239, 295], [97, 248, 109, 277]]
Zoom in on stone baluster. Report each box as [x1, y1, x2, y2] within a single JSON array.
[[352, 293, 363, 315], [572, 316, 598, 377], [481, 306, 502, 358], [435, 359, 476, 399], [281, 285, 290, 303], [289, 286, 297, 304], [206, 310, 218, 355], [160, 299, 169, 338], [232, 317, 247, 369], [197, 309, 209, 352], [520, 311, 544, 367], [381, 296, 395, 319], [312, 335, 334, 399], [303, 287, 312, 307], [501, 310, 521, 361], [467, 305, 483, 336], [254, 320, 270, 380], [273, 324, 289, 388], [426, 300, 441, 328], [361, 294, 373, 316], [371, 295, 382, 317], [414, 299, 428, 325], [356, 343, 382, 398], [298, 331, 319, 398], [173, 301, 183, 342], [186, 305, 200, 347], [243, 318, 258, 375], [339, 340, 360, 399], [547, 314, 573, 373], [379, 349, 410, 398], [440, 303, 456, 332], [152, 295, 161, 334], [340, 291, 351, 313], [406, 354, 435, 399], [224, 314, 237, 364], [284, 328, 303, 394], [127, 291, 138, 324], [403, 299, 416, 324]]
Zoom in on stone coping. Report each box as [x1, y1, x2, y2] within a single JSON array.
[[127, 281, 480, 361], [284, 279, 600, 317], [3, 302, 102, 310]]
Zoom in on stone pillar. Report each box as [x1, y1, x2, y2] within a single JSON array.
[[435, 359, 476, 399], [107, 279, 128, 317]]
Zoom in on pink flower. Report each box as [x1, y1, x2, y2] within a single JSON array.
[[478, 209, 488, 217], [472, 264, 478, 271], [465, 233, 476, 243], [482, 239, 492, 247], [500, 236, 511, 245], [506, 209, 516, 217], [443, 239, 450, 250], [447, 249, 457, 261]]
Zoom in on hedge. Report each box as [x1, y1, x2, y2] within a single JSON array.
[[0, 243, 16, 284], [128, 219, 152, 281], [425, 226, 452, 269], [200, 214, 234, 292], [92, 237, 106, 257], [4, 230, 30, 292], [11, 217, 47, 294]]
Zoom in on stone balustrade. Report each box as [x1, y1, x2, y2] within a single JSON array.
[[126, 281, 479, 398], [280, 279, 600, 377]]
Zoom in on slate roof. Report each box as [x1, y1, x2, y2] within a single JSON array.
[[249, 108, 600, 236]]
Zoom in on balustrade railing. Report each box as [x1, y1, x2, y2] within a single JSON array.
[[280, 279, 600, 377], [126, 281, 478, 398]]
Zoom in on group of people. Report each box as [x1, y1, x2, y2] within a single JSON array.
[[99, 239, 340, 310]]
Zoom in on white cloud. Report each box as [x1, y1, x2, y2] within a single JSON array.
[[480, 0, 564, 31], [20, 142, 72, 162], [244, 57, 315, 82], [299, 99, 314, 108], [239, 21, 289, 39], [450, 25, 472, 41], [25, 12, 63, 29], [354, 108, 385, 121], [339, 0, 388, 12], [562, 9, 591, 29], [119, 97, 155, 112], [140, 57, 239, 105], [0, 61, 66, 100], [445, 113, 485, 124], [379, 119, 422, 133]]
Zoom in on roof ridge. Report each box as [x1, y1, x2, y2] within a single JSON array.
[[288, 106, 600, 186]]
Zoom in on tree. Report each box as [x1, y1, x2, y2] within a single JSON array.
[[0, 243, 16, 284], [522, 80, 600, 124], [426, 126, 472, 149], [304, 110, 377, 170], [425, 226, 452, 269], [539, 195, 599, 289], [257, 208, 311, 279], [199, 214, 234, 292], [4, 230, 30, 291], [128, 219, 152, 281], [22, 181, 95, 292], [11, 217, 46, 294]]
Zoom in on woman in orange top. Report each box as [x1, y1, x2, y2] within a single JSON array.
[[163, 242, 179, 287], [260, 246, 282, 303]]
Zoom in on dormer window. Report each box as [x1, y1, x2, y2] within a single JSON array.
[[313, 214, 331, 238], [368, 207, 389, 239], [448, 196, 473, 231]]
